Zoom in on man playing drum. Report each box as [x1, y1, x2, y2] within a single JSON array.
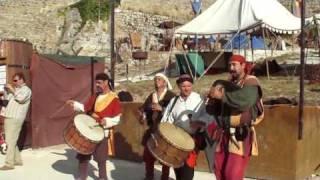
[[161, 74, 212, 180], [67, 73, 121, 180], [207, 54, 264, 180], [138, 73, 176, 180]]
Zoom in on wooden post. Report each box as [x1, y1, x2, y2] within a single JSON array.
[[314, 16, 320, 57], [298, 0, 305, 140], [262, 28, 270, 80], [250, 34, 254, 62], [109, 0, 115, 87]]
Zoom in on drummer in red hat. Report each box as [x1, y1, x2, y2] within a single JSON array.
[[206, 54, 264, 180]]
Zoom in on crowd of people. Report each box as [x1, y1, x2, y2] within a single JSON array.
[[0, 54, 264, 180]]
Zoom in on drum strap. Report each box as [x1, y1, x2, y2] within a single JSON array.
[[164, 96, 179, 122], [87, 93, 99, 116]]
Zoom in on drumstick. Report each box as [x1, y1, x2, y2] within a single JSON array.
[[151, 133, 158, 147], [89, 124, 101, 129]]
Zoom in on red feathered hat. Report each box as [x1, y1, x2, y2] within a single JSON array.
[[230, 54, 246, 63], [230, 55, 255, 74]]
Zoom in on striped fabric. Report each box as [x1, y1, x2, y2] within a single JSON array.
[[4, 84, 32, 121]]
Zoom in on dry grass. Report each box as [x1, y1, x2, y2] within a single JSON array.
[[116, 73, 320, 106]]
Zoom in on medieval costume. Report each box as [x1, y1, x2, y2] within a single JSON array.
[[73, 91, 121, 180], [140, 73, 175, 180], [161, 74, 212, 180], [207, 55, 264, 180]]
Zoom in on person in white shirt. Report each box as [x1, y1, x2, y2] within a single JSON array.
[[161, 74, 212, 180], [0, 72, 32, 170]]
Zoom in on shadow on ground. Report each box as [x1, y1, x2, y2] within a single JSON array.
[[51, 148, 99, 179], [109, 158, 175, 180]]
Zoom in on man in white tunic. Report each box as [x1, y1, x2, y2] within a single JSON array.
[[161, 74, 212, 180]]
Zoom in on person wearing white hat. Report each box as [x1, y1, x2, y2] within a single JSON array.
[[138, 73, 176, 180]]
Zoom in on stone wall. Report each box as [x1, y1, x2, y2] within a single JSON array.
[[121, 0, 216, 22], [0, 0, 111, 56], [116, 9, 169, 35], [121, 0, 320, 22], [0, 0, 319, 56]]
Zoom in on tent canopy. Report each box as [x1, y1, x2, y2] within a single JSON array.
[[43, 54, 105, 65], [175, 0, 301, 36]]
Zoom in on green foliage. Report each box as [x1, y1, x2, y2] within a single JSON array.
[[71, 0, 120, 26]]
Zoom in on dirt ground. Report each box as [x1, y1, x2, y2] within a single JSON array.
[[114, 49, 320, 105], [0, 144, 214, 180]]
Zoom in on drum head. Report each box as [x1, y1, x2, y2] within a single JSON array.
[[158, 123, 195, 151], [74, 114, 104, 142]]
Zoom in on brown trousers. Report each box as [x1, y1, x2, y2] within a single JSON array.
[[76, 137, 108, 180]]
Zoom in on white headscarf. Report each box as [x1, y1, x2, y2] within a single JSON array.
[[154, 73, 172, 90]]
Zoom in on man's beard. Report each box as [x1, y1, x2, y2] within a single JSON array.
[[229, 70, 240, 80], [96, 86, 103, 95]]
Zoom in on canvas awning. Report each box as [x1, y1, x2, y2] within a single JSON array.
[[175, 0, 301, 36]]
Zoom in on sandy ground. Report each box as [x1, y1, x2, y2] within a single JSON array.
[[0, 144, 215, 180], [0, 145, 319, 180]]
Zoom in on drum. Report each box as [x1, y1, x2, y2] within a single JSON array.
[[147, 122, 195, 168], [63, 114, 104, 155]]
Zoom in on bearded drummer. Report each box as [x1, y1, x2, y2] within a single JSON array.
[[160, 74, 212, 180], [66, 73, 121, 180], [207, 55, 264, 180], [138, 73, 176, 180]]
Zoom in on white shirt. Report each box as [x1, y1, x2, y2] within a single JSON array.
[[161, 92, 213, 134], [4, 84, 32, 121]]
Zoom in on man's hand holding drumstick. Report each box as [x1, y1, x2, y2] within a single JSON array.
[[66, 99, 107, 126]]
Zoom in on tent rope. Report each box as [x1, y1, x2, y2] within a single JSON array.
[[198, 31, 240, 80]]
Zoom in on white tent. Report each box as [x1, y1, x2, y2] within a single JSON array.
[[175, 0, 301, 36], [167, 0, 304, 80]]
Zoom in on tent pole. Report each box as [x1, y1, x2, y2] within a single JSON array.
[[109, 0, 115, 87], [266, 29, 275, 57], [250, 34, 254, 62], [91, 57, 95, 95], [298, 0, 306, 140], [164, 34, 176, 76], [238, 34, 241, 54], [292, 34, 295, 52], [195, 34, 199, 81], [182, 43, 194, 80], [315, 16, 320, 57], [262, 28, 270, 80], [198, 50, 224, 80], [244, 34, 247, 59]]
